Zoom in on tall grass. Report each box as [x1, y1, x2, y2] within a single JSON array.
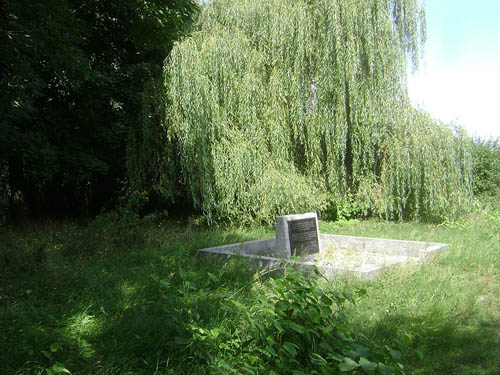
[[1, 209, 499, 374]]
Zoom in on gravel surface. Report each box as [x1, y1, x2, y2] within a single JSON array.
[[314, 246, 420, 272]]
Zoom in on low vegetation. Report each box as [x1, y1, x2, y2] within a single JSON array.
[[1, 208, 498, 374]]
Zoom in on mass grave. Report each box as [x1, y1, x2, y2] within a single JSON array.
[[198, 213, 449, 280]]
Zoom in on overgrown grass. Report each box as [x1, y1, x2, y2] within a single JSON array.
[[1, 209, 499, 374], [320, 213, 500, 374]]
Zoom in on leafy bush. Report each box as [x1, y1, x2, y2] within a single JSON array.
[[158, 265, 416, 374], [471, 137, 500, 203]]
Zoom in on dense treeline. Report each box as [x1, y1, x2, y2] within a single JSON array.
[[472, 138, 500, 204], [1, 0, 497, 225], [0, 0, 198, 219], [128, 0, 473, 224]]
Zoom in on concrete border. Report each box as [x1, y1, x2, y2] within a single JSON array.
[[319, 234, 449, 261], [197, 232, 449, 281], [276, 213, 320, 258]]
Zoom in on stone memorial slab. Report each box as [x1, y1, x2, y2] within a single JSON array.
[[198, 211, 450, 281], [275, 213, 320, 258], [288, 217, 320, 256]]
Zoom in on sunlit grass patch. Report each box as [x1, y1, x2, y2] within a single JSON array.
[[64, 310, 104, 359]]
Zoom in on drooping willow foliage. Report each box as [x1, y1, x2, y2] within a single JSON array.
[[130, 0, 473, 223]]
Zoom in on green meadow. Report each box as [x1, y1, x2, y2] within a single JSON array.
[[1, 209, 498, 374]]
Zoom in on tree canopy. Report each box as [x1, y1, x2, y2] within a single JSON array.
[[132, 0, 472, 223], [0, 0, 198, 218]]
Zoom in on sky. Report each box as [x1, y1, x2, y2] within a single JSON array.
[[407, 0, 500, 139]]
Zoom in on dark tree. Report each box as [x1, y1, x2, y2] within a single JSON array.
[[0, 0, 198, 219]]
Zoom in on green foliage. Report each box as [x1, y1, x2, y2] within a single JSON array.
[[144, 0, 472, 224], [42, 343, 71, 375], [471, 137, 500, 203], [0, 0, 198, 216], [1, 212, 500, 374], [158, 265, 412, 374], [379, 117, 473, 221]]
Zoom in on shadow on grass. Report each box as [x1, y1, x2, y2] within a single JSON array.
[[366, 309, 500, 375], [0, 219, 264, 375]]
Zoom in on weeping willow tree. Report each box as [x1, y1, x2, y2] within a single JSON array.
[[130, 0, 472, 223]]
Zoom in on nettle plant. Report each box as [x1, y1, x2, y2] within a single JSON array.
[[158, 266, 416, 374]]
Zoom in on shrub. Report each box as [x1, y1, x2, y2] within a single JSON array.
[[158, 265, 416, 374], [471, 137, 500, 202]]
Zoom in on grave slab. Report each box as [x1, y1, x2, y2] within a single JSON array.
[[197, 214, 450, 281], [275, 213, 320, 259]]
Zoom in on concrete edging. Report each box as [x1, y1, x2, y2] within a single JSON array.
[[198, 233, 450, 281]]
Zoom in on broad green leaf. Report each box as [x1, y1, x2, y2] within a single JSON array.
[[52, 362, 71, 374], [265, 346, 277, 356], [310, 353, 328, 366], [352, 343, 372, 358], [207, 272, 219, 283], [339, 357, 358, 372], [184, 280, 197, 290], [386, 346, 402, 360], [266, 336, 277, 346], [274, 300, 288, 315], [400, 333, 412, 347], [289, 322, 306, 334], [359, 357, 377, 372], [378, 363, 395, 375], [320, 295, 333, 306], [346, 349, 360, 359], [282, 341, 299, 357], [210, 328, 220, 339], [356, 288, 367, 296], [320, 305, 332, 316]]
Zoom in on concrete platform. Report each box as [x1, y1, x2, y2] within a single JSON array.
[[198, 233, 449, 281]]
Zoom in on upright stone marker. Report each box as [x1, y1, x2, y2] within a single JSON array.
[[288, 217, 320, 256], [275, 213, 320, 259]]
